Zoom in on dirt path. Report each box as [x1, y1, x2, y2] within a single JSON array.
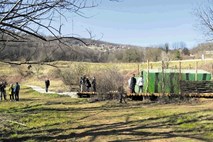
[[27, 85, 79, 98]]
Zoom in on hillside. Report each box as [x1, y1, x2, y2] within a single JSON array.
[[190, 42, 213, 59], [0, 36, 212, 63]]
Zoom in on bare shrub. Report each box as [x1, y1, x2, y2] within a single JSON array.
[[16, 65, 33, 78], [6, 75, 22, 84], [93, 66, 124, 100], [198, 63, 213, 75], [60, 64, 90, 91], [49, 68, 61, 78], [33, 64, 43, 78], [0, 75, 7, 82]]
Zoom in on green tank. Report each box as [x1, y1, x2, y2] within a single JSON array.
[[135, 69, 212, 94]]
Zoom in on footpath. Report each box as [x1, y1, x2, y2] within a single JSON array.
[[27, 85, 79, 98]]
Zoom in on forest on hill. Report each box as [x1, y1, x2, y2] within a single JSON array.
[[0, 35, 212, 63]]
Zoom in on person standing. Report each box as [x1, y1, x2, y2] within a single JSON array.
[[118, 85, 126, 103], [91, 77, 96, 92], [8, 84, 14, 101], [80, 77, 84, 92], [129, 74, 136, 93], [137, 75, 144, 93], [85, 77, 91, 92], [14, 82, 20, 101], [1, 82, 7, 100], [45, 79, 50, 92]]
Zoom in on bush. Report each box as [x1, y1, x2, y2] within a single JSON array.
[[59, 63, 90, 91], [93, 66, 124, 100], [16, 65, 33, 78]]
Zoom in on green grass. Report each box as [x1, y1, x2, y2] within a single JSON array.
[[0, 86, 213, 142]]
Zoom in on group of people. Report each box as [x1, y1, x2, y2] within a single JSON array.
[[0, 82, 20, 101], [128, 74, 143, 94], [80, 75, 96, 92]]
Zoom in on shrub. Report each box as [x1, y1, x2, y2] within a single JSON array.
[[59, 63, 90, 91], [93, 66, 124, 100]]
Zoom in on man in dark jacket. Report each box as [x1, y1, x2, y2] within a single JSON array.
[[129, 74, 136, 93], [91, 77, 96, 92], [85, 77, 91, 92], [14, 82, 20, 101], [45, 79, 50, 92], [0, 82, 7, 100]]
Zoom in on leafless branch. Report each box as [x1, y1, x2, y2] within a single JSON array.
[[0, 0, 98, 42]]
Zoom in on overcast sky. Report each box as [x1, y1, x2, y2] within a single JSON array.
[[59, 0, 208, 48]]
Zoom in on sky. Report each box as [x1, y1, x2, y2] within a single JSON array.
[[59, 0, 208, 48]]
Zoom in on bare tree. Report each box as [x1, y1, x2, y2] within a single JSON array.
[[0, 0, 101, 65], [196, 0, 213, 39], [0, 0, 97, 42]]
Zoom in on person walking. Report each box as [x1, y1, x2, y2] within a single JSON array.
[[137, 75, 144, 93], [129, 74, 136, 93], [91, 77, 96, 92], [45, 79, 50, 92], [14, 82, 20, 101]]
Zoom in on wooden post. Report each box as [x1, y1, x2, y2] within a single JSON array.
[[179, 61, 182, 81], [145, 60, 149, 98], [179, 61, 182, 95], [162, 60, 165, 96], [195, 61, 198, 81]]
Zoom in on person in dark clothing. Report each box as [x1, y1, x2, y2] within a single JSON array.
[[14, 82, 20, 101], [82, 75, 86, 92], [118, 85, 127, 103], [129, 74, 137, 93], [91, 77, 96, 92], [85, 77, 91, 92], [0, 82, 7, 100], [45, 79, 50, 92]]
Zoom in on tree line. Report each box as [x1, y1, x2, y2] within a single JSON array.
[[0, 35, 195, 63]]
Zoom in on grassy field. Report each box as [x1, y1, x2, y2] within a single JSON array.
[[0, 59, 212, 92], [0, 86, 212, 142]]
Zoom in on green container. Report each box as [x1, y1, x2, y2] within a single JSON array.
[[135, 69, 212, 94]]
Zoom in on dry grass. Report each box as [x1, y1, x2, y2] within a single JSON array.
[[0, 59, 212, 92]]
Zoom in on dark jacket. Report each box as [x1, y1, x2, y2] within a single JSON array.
[[14, 83, 20, 93], [130, 77, 136, 89], [85, 78, 91, 87], [45, 80, 50, 87]]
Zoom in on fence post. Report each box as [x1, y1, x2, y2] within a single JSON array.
[[195, 61, 198, 81], [179, 61, 182, 95], [145, 60, 149, 96], [162, 60, 165, 96]]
